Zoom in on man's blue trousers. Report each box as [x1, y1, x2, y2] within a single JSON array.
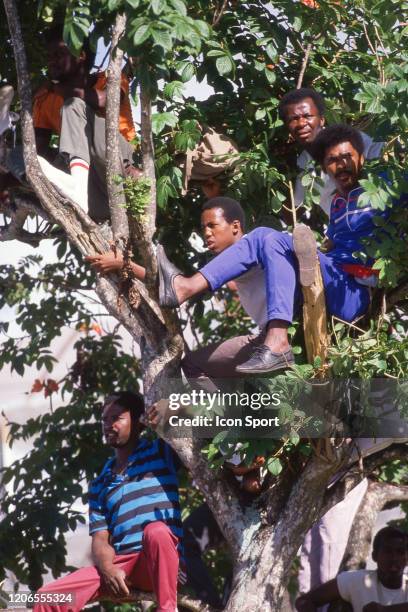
[[200, 227, 370, 324]]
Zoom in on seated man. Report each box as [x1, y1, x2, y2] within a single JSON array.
[[2, 24, 138, 221], [295, 526, 408, 612], [156, 124, 393, 374], [34, 392, 183, 612]]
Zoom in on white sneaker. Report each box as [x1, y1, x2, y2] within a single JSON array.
[[0, 85, 15, 137], [38, 155, 88, 211]]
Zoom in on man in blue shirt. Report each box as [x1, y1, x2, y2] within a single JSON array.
[[157, 125, 391, 374], [34, 391, 183, 612]]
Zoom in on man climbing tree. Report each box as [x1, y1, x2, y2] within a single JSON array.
[[0, 2, 407, 611]]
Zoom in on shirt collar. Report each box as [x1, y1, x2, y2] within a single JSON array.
[[332, 185, 364, 203]]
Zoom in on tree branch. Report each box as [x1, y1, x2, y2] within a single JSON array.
[[137, 84, 158, 287], [297, 42, 312, 89], [105, 12, 129, 246], [340, 479, 408, 571], [163, 436, 248, 556], [213, 0, 228, 27], [103, 589, 215, 612], [320, 442, 408, 518]]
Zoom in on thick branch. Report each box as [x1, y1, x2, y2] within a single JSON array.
[[321, 442, 408, 518], [340, 479, 408, 571], [164, 436, 248, 557], [105, 12, 129, 245], [136, 86, 158, 290], [105, 590, 215, 612]]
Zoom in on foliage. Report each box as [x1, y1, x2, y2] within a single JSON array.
[[1, 0, 408, 597], [120, 175, 152, 218]]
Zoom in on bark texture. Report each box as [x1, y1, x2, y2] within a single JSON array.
[[105, 12, 129, 245], [340, 479, 408, 571], [3, 3, 408, 611]]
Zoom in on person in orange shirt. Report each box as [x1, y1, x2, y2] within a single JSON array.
[[31, 24, 139, 221]]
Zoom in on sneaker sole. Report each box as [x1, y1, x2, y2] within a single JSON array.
[[293, 224, 318, 287]]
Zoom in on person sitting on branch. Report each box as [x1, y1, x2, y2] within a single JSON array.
[[87, 125, 398, 377], [295, 526, 408, 612], [154, 124, 396, 374], [34, 391, 184, 612], [1, 24, 140, 222]]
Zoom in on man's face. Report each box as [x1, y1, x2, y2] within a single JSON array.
[[285, 97, 324, 145], [46, 40, 83, 82], [200, 207, 241, 254], [374, 536, 408, 586], [102, 401, 133, 448], [201, 178, 222, 200], [323, 140, 364, 196]]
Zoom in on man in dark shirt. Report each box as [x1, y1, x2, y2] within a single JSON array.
[[34, 391, 183, 612]]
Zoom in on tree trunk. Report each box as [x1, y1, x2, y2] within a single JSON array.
[[340, 480, 408, 571]]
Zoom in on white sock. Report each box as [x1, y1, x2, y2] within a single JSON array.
[[38, 156, 87, 211], [69, 157, 89, 211]]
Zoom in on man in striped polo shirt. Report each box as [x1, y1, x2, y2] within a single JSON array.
[[34, 391, 183, 612]]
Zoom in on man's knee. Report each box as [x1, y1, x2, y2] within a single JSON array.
[[143, 521, 172, 544], [62, 96, 89, 120]]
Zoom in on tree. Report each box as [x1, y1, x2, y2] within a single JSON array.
[[0, 1, 407, 610]]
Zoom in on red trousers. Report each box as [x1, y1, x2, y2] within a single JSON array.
[[33, 522, 179, 612]]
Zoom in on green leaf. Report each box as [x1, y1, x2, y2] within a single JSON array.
[[267, 457, 283, 475], [163, 80, 185, 100], [169, 0, 187, 15], [216, 55, 234, 76], [151, 112, 178, 135], [126, 0, 140, 7], [180, 62, 195, 82], [151, 0, 165, 15], [132, 24, 151, 46], [108, 0, 122, 9], [152, 28, 173, 50]]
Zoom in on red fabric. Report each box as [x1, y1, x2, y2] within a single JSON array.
[[341, 263, 379, 278], [69, 161, 90, 170], [33, 522, 179, 612]]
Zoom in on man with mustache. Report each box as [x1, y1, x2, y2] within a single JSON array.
[[156, 124, 393, 374], [278, 87, 382, 216], [34, 392, 183, 612]]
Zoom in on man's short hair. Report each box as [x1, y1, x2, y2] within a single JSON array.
[[202, 196, 246, 231], [103, 391, 145, 422], [312, 124, 365, 166], [372, 526, 408, 555], [44, 23, 96, 71], [278, 87, 325, 122]]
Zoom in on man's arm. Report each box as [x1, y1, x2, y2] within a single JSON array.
[[85, 252, 146, 281], [295, 579, 342, 611], [91, 530, 130, 597]]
